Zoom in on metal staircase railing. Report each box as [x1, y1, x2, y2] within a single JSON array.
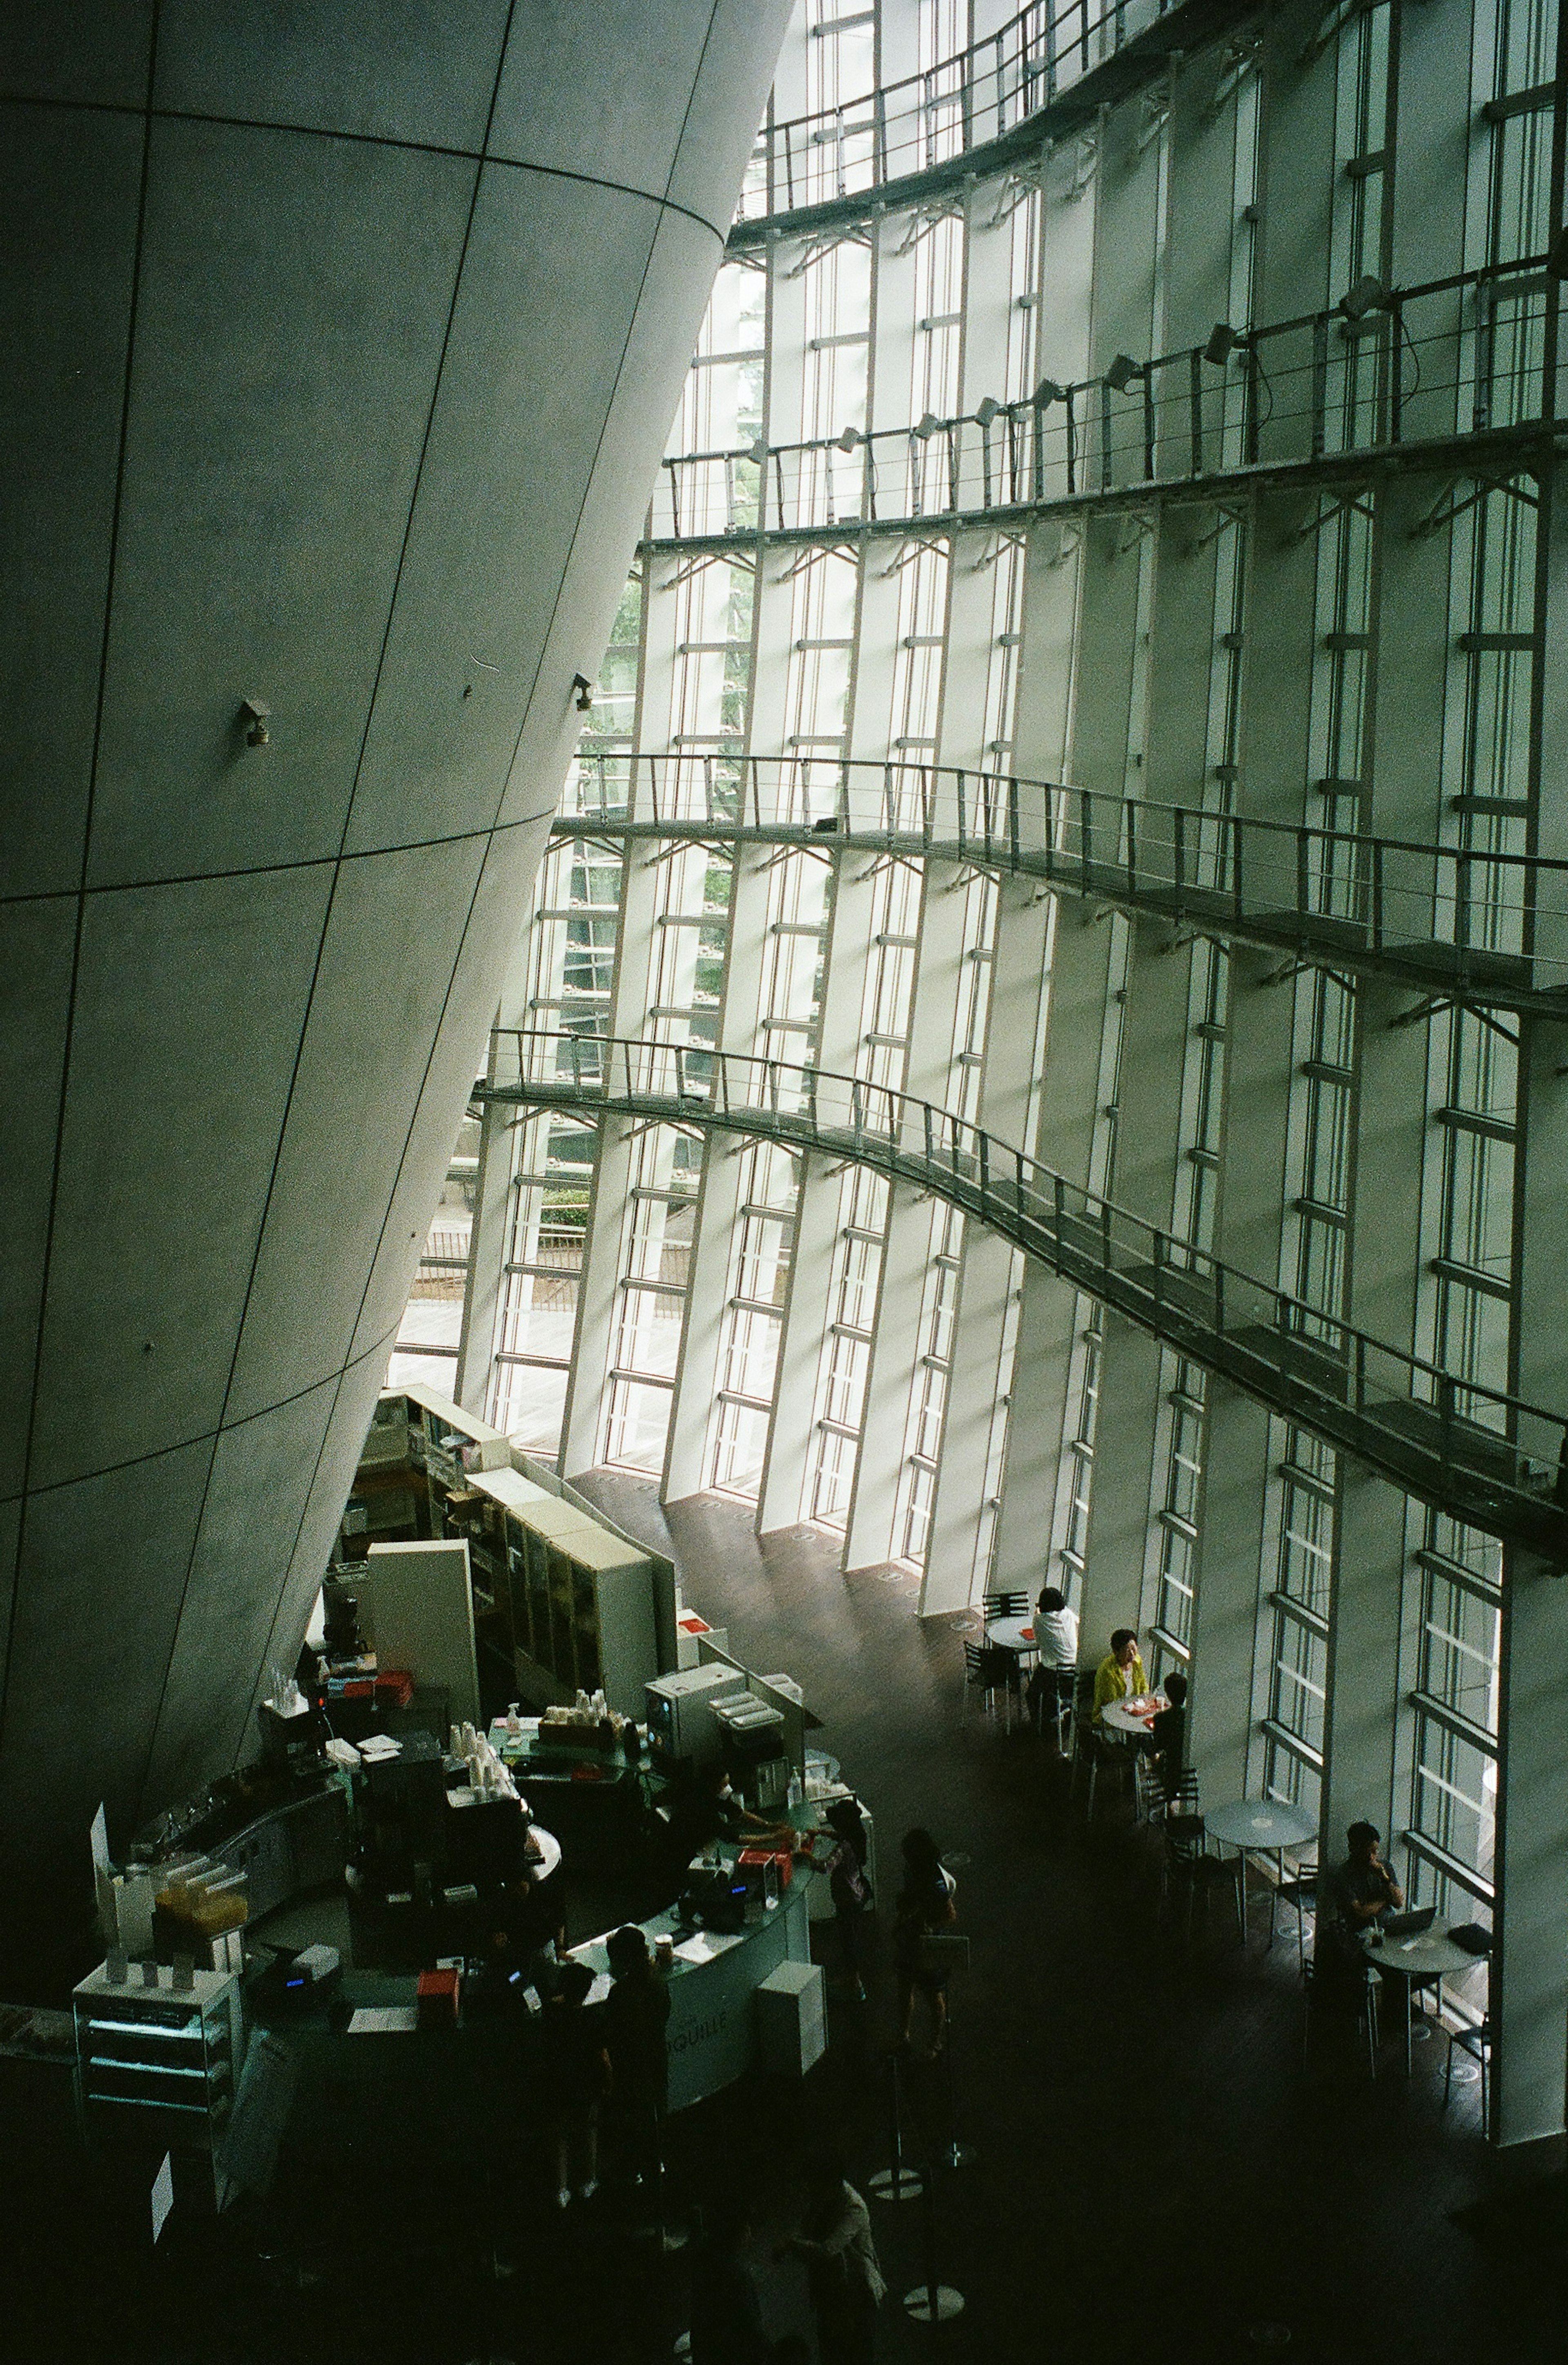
[[551, 755, 1568, 1016], [476, 1030, 1568, 1562], [739, 0, 1184, 223], [652, 255, 1560, 547]]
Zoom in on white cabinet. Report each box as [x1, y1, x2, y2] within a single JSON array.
[[74, 1963, 245, 2204]]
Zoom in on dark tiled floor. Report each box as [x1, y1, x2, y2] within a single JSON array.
[[581, 1477, 1563, 2365], [1, 1478, 1561, 2364]]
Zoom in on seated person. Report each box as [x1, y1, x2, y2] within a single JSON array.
[[1327, 1820, 1404, 1963], [1025, 1586, 1080, 1734], [1148, 1670, 1188, 1799], [1092, 1628, 1148, 1722]]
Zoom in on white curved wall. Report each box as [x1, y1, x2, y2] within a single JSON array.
[[0, 0, 790, 1904]]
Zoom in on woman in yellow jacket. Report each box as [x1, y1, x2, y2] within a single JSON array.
[[1092, 1628, 1148, 1721]]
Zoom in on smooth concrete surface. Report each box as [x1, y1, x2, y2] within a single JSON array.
[[0, 0, 790, 1915]]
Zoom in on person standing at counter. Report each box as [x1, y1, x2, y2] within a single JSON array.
[[821, 1794, 873, 2004], [604, 1923, 670, 2189], [893, 1828, 957, 2059], [780, 2149, 885, 2365], [544, 1959, 609, 2210]]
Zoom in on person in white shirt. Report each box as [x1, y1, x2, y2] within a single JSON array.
[[1026, 1585, 1079, 1740]]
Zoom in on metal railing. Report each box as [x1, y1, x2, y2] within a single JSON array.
[[654, 256, 1559, 544], [737, 0, 1165, 221], [477, 1030, 1568, 1560], [553, 754, 1568, 1014]]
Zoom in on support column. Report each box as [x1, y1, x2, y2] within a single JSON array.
[[1492, 1547, 1568, 2147], [1492, 1012, 1568, 2144], [663, 836, 776, 1500], [920, 878, 1052, 1607], [1184, 1382, 1272, 1806], [1320, 1462, 1407, 1879], [755, 850, 879, 1532], [1076, 1317, 1165, 1666]]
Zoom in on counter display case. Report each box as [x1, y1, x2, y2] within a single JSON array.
[[73, 1963, 245, 2203]]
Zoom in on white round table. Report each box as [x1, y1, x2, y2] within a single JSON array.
[[1100, 1695, 1161, 1737], [982, 1615, 1038, 1658], [1204, 1799, 1316, 1949], [1362, 1928, 1480, 2076], [524, 1824, 562, 1884]]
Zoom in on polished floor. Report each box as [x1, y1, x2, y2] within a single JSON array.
[[1, 1479, 1561, 2364]]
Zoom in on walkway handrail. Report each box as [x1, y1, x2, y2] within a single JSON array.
[[652, 253, 1559, 544], [739, 0, 1159, 221], [552, 754, 1568, 1015], [477, 1030, 1568, 1561]]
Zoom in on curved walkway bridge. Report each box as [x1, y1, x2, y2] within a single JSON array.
[[553, 756, 1568, 1021], [475, 1028, 1568, 1562]]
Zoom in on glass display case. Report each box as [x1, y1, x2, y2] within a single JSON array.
[[73, 1962, 245, 2203]]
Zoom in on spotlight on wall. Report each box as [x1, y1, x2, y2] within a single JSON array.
[[572, 674, 593, 713], [240, 697, 270, 747], [1105, 352, 1144, 393], [1548, 224, 1568, 279], [748, 435, 769, 464], [1339, 274, 1390, 321], [1033, 377, 1066, 407], [836, 424, 861, 452], [1202, 321, 1240, 365], [913, 411, 944, 440], [974, 395, 1002, 428]]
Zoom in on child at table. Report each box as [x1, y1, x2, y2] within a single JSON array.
[[1148, 1669, 1187, 1801]]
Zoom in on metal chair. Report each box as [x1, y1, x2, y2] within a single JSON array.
[[1275, 1864, 1316, 1974], [1444, 2017, 1492, 2131], [1303, 1954, 1380, 2079], [1162, 1817, 1245, 1948], [1073, 1713, 1136, 1817], [981, 1589, 1029, 1621], [963, 1639, 1020, 1727]]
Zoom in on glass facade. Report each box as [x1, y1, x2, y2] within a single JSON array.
[[411, 0, 1568, 2140]]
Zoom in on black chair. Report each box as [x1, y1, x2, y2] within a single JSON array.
[[963, 1639, 1021, 1727], [1444, 2017, 1492, 2131], [981, 1589, 1029, 1622], [1303, 1953, 1380, 2079], [1162, 1817, 1245, 1947], [1070, 1691, 1138, 1815], [1275, 1864, 1316, 1974]]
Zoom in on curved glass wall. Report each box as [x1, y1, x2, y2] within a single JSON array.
[[405, 0, 1568, 2144]]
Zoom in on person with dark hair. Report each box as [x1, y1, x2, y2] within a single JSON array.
[[819, 1794, 873, 2002], [1329, 1821, 1404, 1940], [893, 1828, 957, 2058], [1025, 1584, 1079, 1738], [689, 2195, 771, 2365], [779, 2150, 884, 2365], [603, 1924, 670, 2187], [1092, 1627, 1148, 1721], [1149, 1669, 1188, 1800], [543, 1957, 610, 2209]]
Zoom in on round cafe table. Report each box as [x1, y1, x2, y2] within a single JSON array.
[[1361, 1927, 1479, 2077], [523, 1824, 563, 1884], [1203, 1799, 1317, 1948], [1100, 1695, 1161, 1737], [983, 1615, 1039, 1660]]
